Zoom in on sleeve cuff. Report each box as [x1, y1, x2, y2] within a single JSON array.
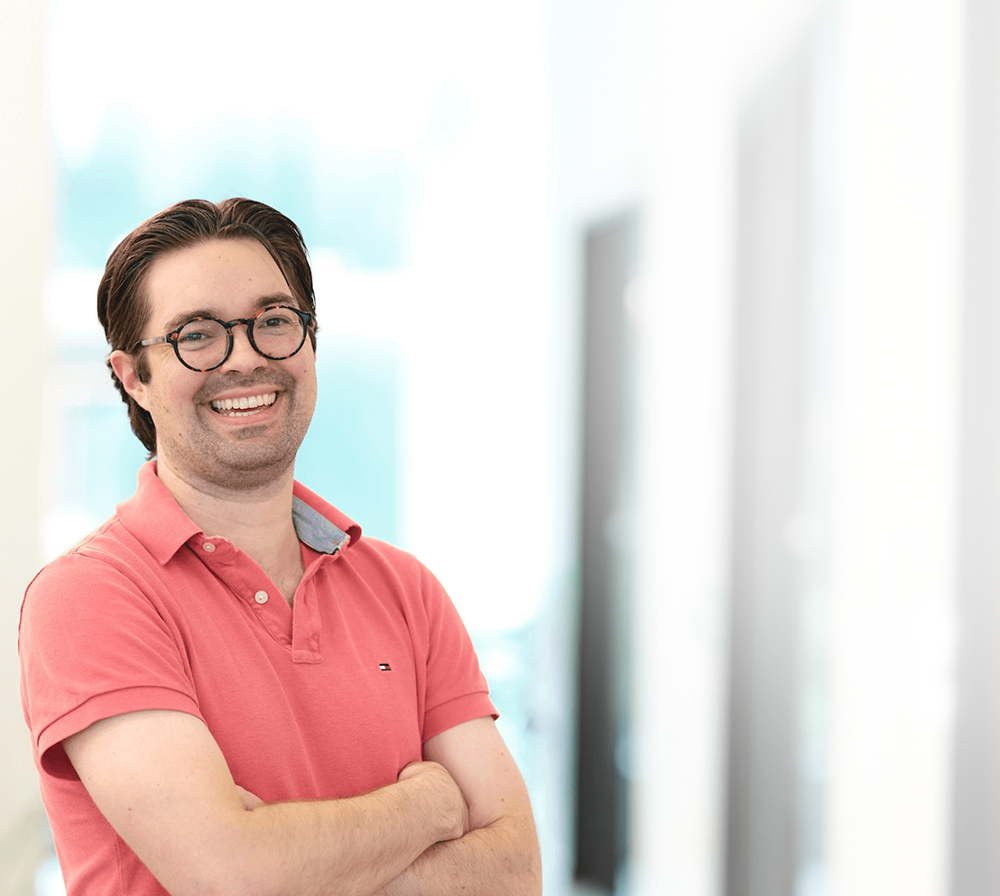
[[38, 686, 203, 779], [422, 691, 498, 743]]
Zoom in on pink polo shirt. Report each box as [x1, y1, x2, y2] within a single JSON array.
[[19, 462, 496, 896]]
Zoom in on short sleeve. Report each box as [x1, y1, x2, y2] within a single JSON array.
[[413, 558, 497, 741], [19, 552, 203, 779]]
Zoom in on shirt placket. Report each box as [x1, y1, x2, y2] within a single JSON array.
[[191, 535, 293, 648], [289, 551, 342, 664]]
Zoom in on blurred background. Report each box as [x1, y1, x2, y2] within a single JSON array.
[[3, 0, 1000, 894]]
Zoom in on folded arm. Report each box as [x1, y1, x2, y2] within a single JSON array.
[[62, 709, 468, 896], [376, 716, 542, 896]]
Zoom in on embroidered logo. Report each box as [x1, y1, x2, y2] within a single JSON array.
[[379, 663, 392, 672]]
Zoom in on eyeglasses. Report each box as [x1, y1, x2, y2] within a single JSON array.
[[136, 305, 314, 372]]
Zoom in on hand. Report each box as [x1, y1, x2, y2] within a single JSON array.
[[236, 785, 264, 811], [397, 761, 469, 842]]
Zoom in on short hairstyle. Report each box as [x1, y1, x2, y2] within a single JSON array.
[[97, 198, 318, 457]]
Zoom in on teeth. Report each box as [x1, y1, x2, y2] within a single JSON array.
[[211, 392, 277, 415]]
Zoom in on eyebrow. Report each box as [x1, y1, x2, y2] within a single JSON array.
[[160, 293, 298, 334]]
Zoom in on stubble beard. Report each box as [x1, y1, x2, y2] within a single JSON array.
[[162, 368, 316, 495]]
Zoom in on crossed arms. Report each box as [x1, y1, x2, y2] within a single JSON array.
[[63, 711, 541, 896]]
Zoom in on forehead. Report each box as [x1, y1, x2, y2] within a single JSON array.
[[142, 238, 293, 331]]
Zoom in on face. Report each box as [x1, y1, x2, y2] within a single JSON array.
[[111, 238, 317, 494]]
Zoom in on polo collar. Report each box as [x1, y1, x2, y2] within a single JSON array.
[[117, 461, 362, 565], [292, 496, 351, 554]]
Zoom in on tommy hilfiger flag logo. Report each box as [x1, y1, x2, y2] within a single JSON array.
[[379, 663, 392, 672]]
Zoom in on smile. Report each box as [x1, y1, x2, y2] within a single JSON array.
[[210, 392, 278, 417]]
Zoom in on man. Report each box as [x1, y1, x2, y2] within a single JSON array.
[[19, 198, 541, 896]]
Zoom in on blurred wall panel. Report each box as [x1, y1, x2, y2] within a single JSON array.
[[574, 211, 637, 892], [952, 0, 1000, 892], [725, 35, 815, 896], [828, 1, 959, 894]]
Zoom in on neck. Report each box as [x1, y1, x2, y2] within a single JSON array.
[[155, 459, 304, 603]]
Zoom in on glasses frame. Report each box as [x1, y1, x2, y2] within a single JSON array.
[[136, 304, 314, 372]]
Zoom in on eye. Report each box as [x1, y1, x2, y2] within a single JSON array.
[[177, 330, 207, 344], [256, 309, 297, 332], [176, 319, 223, 348]]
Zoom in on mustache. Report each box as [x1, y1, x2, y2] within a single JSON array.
[[193, 368, 299, 403]]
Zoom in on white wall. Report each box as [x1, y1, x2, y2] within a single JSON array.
[[0, 0, 53, 891], [827, 2, 960, 894], [545, 1, 736, 893], [546, 1, 963, 894]]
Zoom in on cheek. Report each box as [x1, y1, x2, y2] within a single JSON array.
[[301, 367, 318, 414], [290, 351, 318, 401], [146, 367, 207, 418], [302, 361, 317, 394], [169, 378, 199, 405]]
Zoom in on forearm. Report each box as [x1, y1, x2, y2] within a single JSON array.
[[376, 812, 542, 896], [226, 774, 462, 896], [63, 712, 468, 896]]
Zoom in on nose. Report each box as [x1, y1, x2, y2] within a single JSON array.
[[219, 321, 269, 375]]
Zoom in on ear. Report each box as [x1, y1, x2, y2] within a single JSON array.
[[110, 350, 152, 412]]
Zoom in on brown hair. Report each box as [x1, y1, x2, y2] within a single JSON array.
[[97, 198, 318, 457]]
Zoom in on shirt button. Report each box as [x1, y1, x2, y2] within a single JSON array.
[[202, 542, 215, 552], [254, 591, 269, 604]]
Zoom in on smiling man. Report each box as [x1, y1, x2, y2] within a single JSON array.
[[19, 198, 541, 896]]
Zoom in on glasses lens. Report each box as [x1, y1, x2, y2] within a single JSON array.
[[176, 319, 228, 370], [252, 307, 306, 359]]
